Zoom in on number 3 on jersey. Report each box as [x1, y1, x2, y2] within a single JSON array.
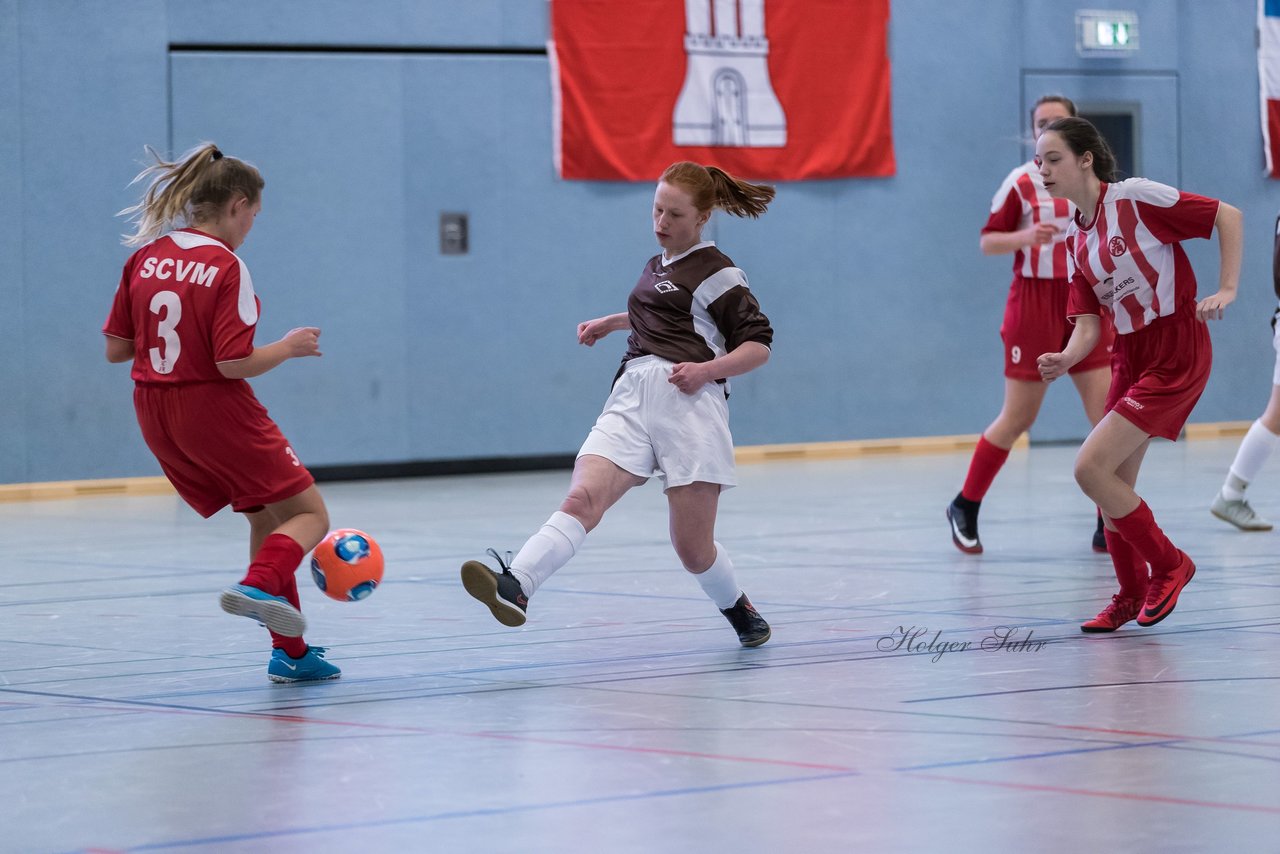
[[149, 290, 182, 374]]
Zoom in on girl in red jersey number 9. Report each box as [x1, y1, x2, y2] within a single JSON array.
[[102, 143, 340, 683], [947, 95, 1116, 557], [1035, 118, 1244, 633]]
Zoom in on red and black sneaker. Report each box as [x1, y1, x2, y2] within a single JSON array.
[[1080, 594, 1144, 633], [1092, 515, 1108, 553], [461, 548, 529, 627], [720, 593, 771, 647], [1136, 550, 1196, 627], [946, 494, 982, 554]]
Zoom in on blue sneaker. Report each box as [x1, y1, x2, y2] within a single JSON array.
[[268, 646, 341, 683], [219, 584, 306, 638]]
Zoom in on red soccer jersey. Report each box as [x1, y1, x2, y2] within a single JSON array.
[[983, 161, 1075, 279], [103, 229, 260, 383], [1065, 179, 1219, 335]]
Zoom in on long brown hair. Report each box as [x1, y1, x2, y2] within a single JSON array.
[[660, 161, 775, 219], [118, 142, 264, 246], [1043, 117, 1119, 183]]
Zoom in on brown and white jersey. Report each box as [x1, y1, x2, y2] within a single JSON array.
[[620, 241, 772, 374]]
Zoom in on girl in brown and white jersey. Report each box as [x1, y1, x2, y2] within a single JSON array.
[[461, 161, 777, 647]]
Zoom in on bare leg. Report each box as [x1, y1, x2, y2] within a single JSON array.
[[462, 455, 644, 626], [560, 454, 647, 532], [983, 378, 1050, 449], [1069, 366, 1112, 428], [668, 481, 769, 646], [666, 481, 720, 571], [1073, 412, 1152, 518]]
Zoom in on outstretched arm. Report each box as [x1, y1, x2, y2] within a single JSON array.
[[1196, 202, 1243, 321], [217, 327, 322, 379], [577, 312, 630, 346], [980, 223, 1061, 256], [668, 341, 770, 394], [1038, 315, 1101, 382]]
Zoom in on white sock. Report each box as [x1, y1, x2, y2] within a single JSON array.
[[1224, 420, 1280, 500], [691, 541, 743, 610], [509, 511, 586, 597]]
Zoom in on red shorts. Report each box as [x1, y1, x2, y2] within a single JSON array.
[[1106, 311, 1212, 441], [133, 381, 315, 518], [1001, 275, 1115, 381]]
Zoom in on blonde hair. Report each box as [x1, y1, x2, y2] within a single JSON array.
[[118, 142, 264, 246], [659, 161, 775, 219]]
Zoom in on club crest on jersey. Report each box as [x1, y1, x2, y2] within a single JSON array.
[[654, 280, 679, 294], [1108, 236, 1127, 257]]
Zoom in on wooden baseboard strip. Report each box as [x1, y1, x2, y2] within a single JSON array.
[[734, 433, 1029, 465], [0, 476, 175, 503], [0, 421, 1251, 502]]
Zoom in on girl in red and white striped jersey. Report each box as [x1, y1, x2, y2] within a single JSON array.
[[1036, 117, 1243, 632], [103, 143, 339, 682], [947, 95, 1116, 556]]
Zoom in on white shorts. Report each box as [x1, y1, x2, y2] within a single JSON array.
[[577, 355, 737, 491], [1272, 316, 1280, 386]]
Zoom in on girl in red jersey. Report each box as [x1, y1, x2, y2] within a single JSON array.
[[460, 162, 775, 647], [947, 95, 1116, 556], [1035, 118, 1243, 632], [103, 143, 339, 682]]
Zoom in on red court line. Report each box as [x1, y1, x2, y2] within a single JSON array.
[[471, 731, 855, 772], [907, 772, 1280, 815], [1046, 721, 1280, 748]]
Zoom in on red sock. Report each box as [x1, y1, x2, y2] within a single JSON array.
[[270, 573, 307, 658], [1104, 529, 1149, 597], [961, 436, 1011, 502], [1110, 500, 1180, 574], [240, 533, 304, 597]]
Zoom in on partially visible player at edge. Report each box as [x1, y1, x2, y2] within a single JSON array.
[[1207, 210, 1280, 532], [1035, 117, 1243, 632], [459, 161, 775, 647], [102, 142, 340, 682], [947, 94, 1116, 556]]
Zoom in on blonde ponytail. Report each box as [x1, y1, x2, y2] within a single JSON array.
[[118, 143, 264, 246]]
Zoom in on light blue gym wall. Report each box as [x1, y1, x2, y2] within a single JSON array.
[[3, 0, 1277, 484]]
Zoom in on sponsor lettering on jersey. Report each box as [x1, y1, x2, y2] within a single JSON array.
[[139, 257, 220, 287]]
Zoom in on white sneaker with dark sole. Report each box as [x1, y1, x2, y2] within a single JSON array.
[[1210, 493, 1273, 531]]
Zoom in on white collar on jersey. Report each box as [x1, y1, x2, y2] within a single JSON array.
[[166, 229, 233, 251], [661, 240, 715, 266]]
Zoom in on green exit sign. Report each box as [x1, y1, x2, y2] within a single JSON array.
[[1078, 10, 1140, 56]]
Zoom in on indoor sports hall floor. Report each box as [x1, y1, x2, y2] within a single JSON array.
[[2, 437, 1278, 853]]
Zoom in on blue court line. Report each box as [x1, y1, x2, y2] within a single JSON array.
[[1158, 742, 1280, 764], [62, 770, 860, 853], [895, 739, 1171, 771], [904, 675, 1280, 703]]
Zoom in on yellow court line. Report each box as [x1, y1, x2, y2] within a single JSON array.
[[0, 421, 1254, 503]]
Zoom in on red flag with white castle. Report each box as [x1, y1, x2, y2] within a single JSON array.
[[551, 0, 895, 180]]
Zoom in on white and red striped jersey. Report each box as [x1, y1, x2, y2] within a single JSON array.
[[1065, 178, 1219, 335], [983, 161, 1075, 279], [103, 228, 260, 383]]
